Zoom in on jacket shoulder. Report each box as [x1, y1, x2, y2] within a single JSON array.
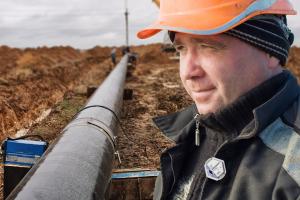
[[269, 94, 300, 188], [282, 93, 300, 135]]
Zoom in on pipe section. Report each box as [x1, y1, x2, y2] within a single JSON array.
[[6, 55, 129, 200]]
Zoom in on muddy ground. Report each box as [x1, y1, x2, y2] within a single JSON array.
[[1, 44, 300, 199]]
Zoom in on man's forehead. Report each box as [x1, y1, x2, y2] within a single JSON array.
[[173, 32, 228, 46]]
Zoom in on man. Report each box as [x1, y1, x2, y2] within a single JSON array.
[[137, 0, 300, 199], [111, 47, 117, 65]]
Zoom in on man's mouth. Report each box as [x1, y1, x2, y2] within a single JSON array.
[[191, 88, 216, 101], [195, 87, 215, 92], [192, 86, 216, 93]]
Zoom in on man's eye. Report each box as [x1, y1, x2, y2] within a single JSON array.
[[174, 45, 186, 52], [198, 44, 210, 48], [197, 43, 217, 50]]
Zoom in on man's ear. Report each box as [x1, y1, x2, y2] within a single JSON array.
[[267, 54, 281, 69]]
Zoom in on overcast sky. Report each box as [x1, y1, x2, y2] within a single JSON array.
[[0, 0, 299, 49]]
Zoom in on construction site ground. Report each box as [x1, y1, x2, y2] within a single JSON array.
[[1, 44, 300, 199]]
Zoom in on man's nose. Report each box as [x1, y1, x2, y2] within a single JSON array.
[[182, 49, 205, 79]]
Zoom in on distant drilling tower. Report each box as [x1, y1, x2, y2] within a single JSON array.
[[125, 0, 129, 46]]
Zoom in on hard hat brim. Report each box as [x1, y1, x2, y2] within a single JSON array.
[[137, 25, 162, 39], [137, 0, 296, 39]]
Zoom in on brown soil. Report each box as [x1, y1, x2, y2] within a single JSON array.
[[287, 47, 300, 81], [0, 44, 300, 199], [0, 45, 116, 199], [0, 45, 115, 141], [117, 47, 193, 169]]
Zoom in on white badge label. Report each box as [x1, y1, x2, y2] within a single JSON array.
[[204, 157, 226, 181]]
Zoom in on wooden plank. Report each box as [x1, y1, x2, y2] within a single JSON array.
[[109, 172, 157, 200], [112, 171, 159, 179]]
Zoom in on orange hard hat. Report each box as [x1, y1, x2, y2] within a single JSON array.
[[137, 0, 296, 39]]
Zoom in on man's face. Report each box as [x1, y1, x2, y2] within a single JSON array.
[[174, 32, 278, 114]]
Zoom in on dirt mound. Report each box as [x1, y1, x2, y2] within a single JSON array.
[[86, 46, 111, 57], [0, 46, 22, 75], [0, 46, 113, 141], [131, 43, 172, 64]]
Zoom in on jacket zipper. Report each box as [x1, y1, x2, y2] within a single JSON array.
[[167, 152, 176, 197], [159, 149, 179, 199], [161, 114, 203, 199]]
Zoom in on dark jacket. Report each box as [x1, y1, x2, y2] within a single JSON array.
[[153, 72, 300, 200]]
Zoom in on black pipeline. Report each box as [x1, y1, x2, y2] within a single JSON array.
[[6, 55, 129, 200]]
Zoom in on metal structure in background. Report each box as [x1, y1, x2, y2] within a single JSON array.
[[6, 55, 129, 200], [125, 0, 129, 46]]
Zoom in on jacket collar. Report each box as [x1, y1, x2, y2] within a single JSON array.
[[153, 104, 197, 143]]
